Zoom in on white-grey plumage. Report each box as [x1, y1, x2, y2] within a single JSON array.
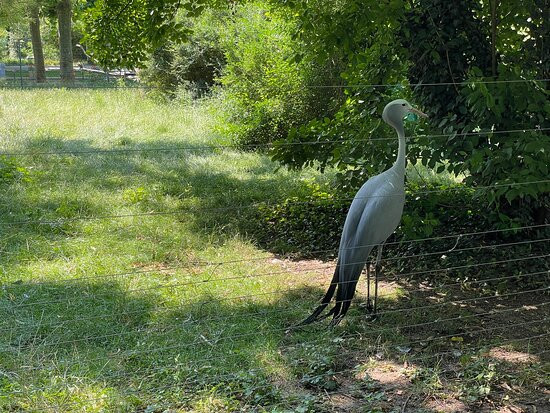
[[300, 99, 427, 326]]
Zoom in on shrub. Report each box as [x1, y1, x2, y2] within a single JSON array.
[[140, 8, 227, 97], [254, 192, 348, 257], [251, 179, 550, 287], [216, 2, 341, 147]]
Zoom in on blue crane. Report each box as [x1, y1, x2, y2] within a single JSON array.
[[300, 99, 427, 326]]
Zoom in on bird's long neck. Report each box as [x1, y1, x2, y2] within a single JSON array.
[[393, 122, 406, 172]]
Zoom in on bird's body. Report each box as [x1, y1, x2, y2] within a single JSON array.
[[300, 99, 426, 325], [336, 166, 405, 305]]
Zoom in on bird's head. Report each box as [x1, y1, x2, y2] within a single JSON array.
[[382, 99, 427, 128]]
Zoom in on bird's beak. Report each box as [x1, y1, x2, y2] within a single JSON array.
[[409, 107, 428, 118]]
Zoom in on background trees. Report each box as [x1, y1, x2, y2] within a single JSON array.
[[28, 4, 46, 82], [56, 0, 74, 83], [1, 0, 548, 225], [1, 0, 82, 84]]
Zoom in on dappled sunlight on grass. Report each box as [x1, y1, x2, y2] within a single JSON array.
[[0, 90, 548, 411]]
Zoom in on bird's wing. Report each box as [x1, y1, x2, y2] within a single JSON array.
[[336, 170, 405, 309]]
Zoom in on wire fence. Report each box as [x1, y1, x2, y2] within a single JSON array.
[[11, 307, 550, 382], [6, 253, 548, 310], [11, 308, 550, 410], [5, 281, 548, 354], [0, 127, 549, 157], [1, 76, 550, 90], [1, 180, 549, 228], [1, 79, 549, 410]]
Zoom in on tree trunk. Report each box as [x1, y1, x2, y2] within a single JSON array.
[[29, 7, 46, 83], [57, 0, 74, 84]]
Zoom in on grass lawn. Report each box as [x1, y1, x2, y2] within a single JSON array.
[[1, 68, 137, 89], [0, 89, 548, 412]]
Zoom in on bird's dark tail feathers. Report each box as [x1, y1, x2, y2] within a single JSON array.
[[297, 261, 340, 325], [329, 265, 360, 325]]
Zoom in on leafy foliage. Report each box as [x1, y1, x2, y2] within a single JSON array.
[[458, 70, 549, 223], [252, 180, 476, 257], [268, 0, 550, 224], [459, 356, 499, 403], [401, 0, 550, 223], [82, 0, 213, 68], [251, 176, 550, 288], [255, 191, 348, 257], [216, 2, 340, 147], [270, 0, 410, 189], [139, 8, 227, 96]]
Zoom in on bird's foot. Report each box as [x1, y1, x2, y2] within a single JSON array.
[[328, 316, 343, 328], [366, 299, 374, 313], [365, 311, 378, 322], [360, 299, 374, 313]]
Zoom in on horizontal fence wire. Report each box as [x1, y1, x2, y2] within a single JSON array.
[[3, 240, 548, 323], [2, 77, 550, 91], [17, 340, 550, 412], [205, 334, 550, 413], [7, 253, 549, 309], [14, 323, 550, 408], [14, 330, 550, 408], [2, 76, 549, 410], [5, 283, 549, 366], [2, 180, 549, 227], [52, 287, 550, 359], [0, 127, 548, 157], [10, 297, 549, 376], [6, 277, 549, 351], [14, 236, 549, 287], [2, 235, 548, 307], [3, 267, 548, 338]]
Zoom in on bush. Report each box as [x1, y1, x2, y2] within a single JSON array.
[[140, 8, 227, 97], [254, 192, 348, 257], [251, 179, 550, 288], [216, 2, 341, 147], [252, 181, 475, 258]]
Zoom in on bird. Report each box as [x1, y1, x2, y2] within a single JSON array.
[[299, 99, 427, 326]]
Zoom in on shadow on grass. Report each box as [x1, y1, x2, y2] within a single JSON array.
[[1, 134, 548, 410], [0, 135, 322, 263], [1, 274, 548, 411]]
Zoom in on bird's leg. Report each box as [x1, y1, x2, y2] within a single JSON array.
[[366, 262, 373, 312], [373, 244, 384, 316]]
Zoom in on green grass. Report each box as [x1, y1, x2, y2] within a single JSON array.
[[0, 89, 548, 412], [1, 68, 137, 89]]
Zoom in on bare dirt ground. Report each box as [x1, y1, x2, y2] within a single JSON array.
[[275, 257, 550, 413]]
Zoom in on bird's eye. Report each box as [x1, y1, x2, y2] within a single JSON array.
[[401, 103, 406, 106]]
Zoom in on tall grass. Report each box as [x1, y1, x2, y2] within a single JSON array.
[[0, 90, 547, 412]]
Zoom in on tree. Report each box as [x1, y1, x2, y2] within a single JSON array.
[[57, 0, 74, 83], [269, 0, 549, 224], [81, 0, 213, 69], [29, 5, 46, 82], [402, 0, 549, 224], [0, 0, 47, 83]]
